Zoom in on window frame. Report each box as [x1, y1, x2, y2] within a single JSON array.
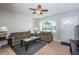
[[40, 20, 56, 32]]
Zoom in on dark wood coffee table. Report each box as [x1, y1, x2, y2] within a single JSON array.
[[21, 36, 40, 51]]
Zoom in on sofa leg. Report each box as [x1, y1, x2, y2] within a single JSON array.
[[21, 40, 23, 47]]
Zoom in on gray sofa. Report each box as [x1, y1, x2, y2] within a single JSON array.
[[9, 31, 31, 47], [8, 31, 53, 47]]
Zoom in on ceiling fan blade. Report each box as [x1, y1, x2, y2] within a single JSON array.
[[29, 8, 35, 10], [32, 12, 36, 14], [41, 9, 48, 11]]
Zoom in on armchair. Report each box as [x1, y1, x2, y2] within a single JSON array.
[[40, 32, 53, 43]]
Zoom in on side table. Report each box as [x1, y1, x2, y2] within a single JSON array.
[[0, 37, 8, 48]]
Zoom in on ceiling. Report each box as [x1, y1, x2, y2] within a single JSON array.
[[0, 3, 79, 18]]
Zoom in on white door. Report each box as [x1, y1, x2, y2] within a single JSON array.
[[60, 16, 77, 43]]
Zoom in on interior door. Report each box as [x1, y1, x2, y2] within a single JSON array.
[[61, 17, 75, 43]]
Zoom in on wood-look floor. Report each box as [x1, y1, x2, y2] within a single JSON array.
[[0, 46, 16, 55], [34, 41, 71, 55], [0, 41, 70, 55]]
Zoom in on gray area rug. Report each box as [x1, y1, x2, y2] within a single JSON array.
[[12, 41, 46, 55]]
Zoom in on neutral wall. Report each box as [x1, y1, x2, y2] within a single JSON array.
[[0, 10, 34, 34]]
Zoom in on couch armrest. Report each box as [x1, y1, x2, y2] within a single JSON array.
[[8, 36, 15, 47]]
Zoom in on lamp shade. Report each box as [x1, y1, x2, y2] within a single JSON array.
[[34, 27, 38, 31], [0, 26, 8, 32]]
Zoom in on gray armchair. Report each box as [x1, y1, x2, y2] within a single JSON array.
[[40, 32, 53, 43]]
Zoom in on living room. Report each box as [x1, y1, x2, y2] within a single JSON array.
[[0, 3, 79, 55]]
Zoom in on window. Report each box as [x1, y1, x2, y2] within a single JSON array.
[[40, 21, 56, 32]]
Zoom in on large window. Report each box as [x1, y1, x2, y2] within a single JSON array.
[[40, 21, 56, 32]]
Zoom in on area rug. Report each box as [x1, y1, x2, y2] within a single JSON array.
[[12, 41, 46, 55]]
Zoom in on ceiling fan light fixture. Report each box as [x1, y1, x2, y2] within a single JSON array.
[[29, 5, 48, 15], [36, 10, 41, 14]]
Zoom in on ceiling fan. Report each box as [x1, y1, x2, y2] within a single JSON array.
[[29, 5, 48, 15]]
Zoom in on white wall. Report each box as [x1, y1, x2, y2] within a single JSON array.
[[0, 10, 34, 34]]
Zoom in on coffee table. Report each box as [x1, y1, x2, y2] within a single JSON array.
[[21, 36, 40, 51]]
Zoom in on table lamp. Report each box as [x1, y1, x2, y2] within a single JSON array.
[[34, 27, 38, 35]]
